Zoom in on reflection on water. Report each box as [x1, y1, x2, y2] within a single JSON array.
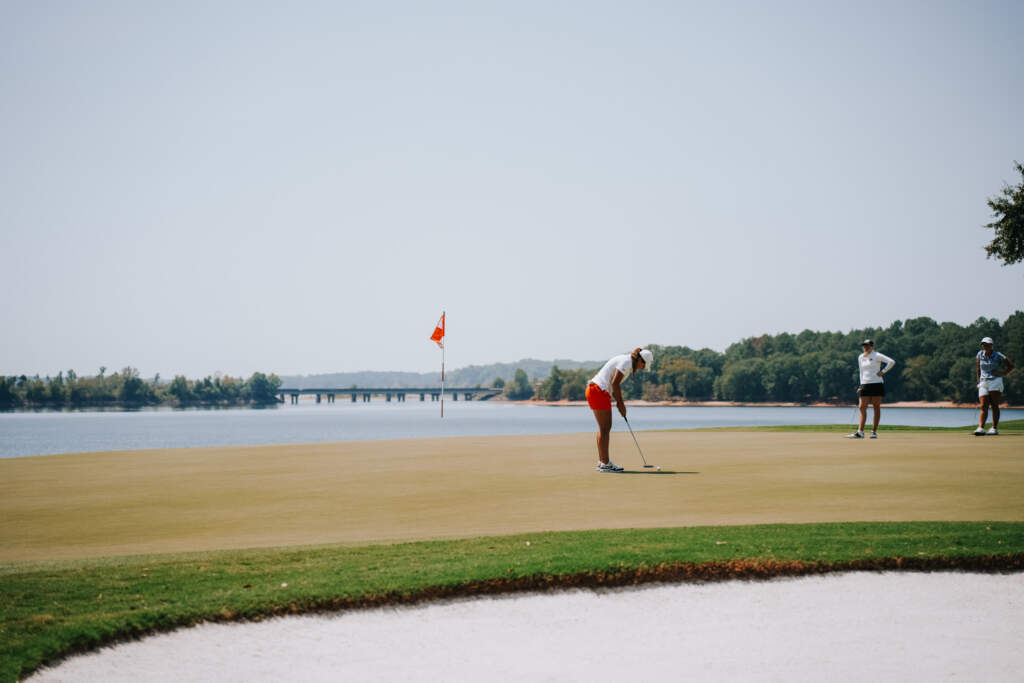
[[0, 402, 1018, 459]]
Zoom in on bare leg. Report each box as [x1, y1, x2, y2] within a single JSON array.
[[990, 391, 1002, 428], [593, 409, 612, 464], [871, 395, 882, 433], [979, 395, 990, 428], [858, 396, 869, 432]]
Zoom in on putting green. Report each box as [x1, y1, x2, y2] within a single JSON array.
[[1, 431, 1021, 563]]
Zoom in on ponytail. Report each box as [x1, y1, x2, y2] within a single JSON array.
[[630, 347, 642, 373]]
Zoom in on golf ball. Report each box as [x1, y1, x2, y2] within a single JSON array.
[[656, 466, 661, 471]]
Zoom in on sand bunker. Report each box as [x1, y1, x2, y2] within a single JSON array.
[[29, 572, 1024, 682]]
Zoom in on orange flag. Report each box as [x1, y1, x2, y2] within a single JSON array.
[[429, 313, 445, 348]]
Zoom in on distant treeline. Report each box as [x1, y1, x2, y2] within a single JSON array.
[[529, 313, 1024, 405], [278, 358, 602, 390], [5, 313, 1020, 410], [0, 368, 282, 410]]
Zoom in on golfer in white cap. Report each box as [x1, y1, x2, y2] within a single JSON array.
[[586, 348, 653, 472], [974, 337, 1014, 435]]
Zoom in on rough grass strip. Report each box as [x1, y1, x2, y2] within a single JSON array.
[[11, 555, 1024, 682]]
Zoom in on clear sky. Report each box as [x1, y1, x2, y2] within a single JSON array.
[[2, 1, 1022, 378]]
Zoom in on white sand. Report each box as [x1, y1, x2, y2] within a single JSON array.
[[30, 572, 1024, 682]]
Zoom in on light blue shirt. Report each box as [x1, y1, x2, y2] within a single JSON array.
[[977, 350, 1007, 380]]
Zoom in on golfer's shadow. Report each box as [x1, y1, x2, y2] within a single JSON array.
[[619, 470, 699, 475]]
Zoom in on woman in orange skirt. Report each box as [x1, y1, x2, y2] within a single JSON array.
[[585, 348, 653, 472]]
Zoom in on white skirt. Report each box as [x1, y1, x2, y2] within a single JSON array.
[[978, 377, 1004, 396]]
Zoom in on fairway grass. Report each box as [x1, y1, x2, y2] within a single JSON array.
[[3, 425, 1023, 680], [3, 429, 1023, 563], [3, 522, 1024, 682]]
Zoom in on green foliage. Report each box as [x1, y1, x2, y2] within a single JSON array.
[[1002, 311, 1024, 405], [168, 375, 195, 405], [0, 376, 18, 410], [763, 354, 815, 402], [504, 368, 534, 400], [537, 365, 564, 401], [247, 372, 283, 405], [561, 369, 590, 401], [641, 381, 672, 401], [532, 312, 1023, 404], [536, 365, 591, 401], [901, 355, 942, 401], [944, 357, 977, 404], [26, 378, 49, 405], [984, 161, 1024, 265], [1, 369, 284, 410], [716, 358, 768, 402], [5, 311, 1023, 409], [118, 367, 157, 406], [661, 358, 715, 399], [814, 351, 856, 399], [47, 372, 66, 405]]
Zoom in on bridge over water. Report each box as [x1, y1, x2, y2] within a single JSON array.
[[277, 387, 503, 404]]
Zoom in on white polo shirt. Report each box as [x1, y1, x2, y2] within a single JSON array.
[[589, 354, 633, 392]]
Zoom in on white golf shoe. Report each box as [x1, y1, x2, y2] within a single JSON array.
[[974, 427, 986, 436], [845, 431, 864, 439], [869, 432, 878, 439], [596, 461, 624, 472], [987, 427, 998, 436]]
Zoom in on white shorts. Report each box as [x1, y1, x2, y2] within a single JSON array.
[[978, 377, 1004, 396]]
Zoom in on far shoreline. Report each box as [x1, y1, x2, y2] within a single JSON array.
[[4, 398, 1023, 414], [501, 398, 1024, 410]]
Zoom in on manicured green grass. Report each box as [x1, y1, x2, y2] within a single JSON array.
[[691, 419, 1024, 433], [3, 521, 1023, 681]]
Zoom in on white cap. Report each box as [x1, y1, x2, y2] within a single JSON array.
[[640, 349, 654, 368], [981, 337, 994, 345]]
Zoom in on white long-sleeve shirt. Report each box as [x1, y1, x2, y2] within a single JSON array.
[[858, 350, 896, 384]]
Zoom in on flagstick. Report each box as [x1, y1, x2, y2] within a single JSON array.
[[440, 311, 445, 419]]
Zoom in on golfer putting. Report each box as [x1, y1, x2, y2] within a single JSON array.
[[586, 348, 653, 472]]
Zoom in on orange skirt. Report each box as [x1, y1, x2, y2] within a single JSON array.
[[586, 383, 612, 411]]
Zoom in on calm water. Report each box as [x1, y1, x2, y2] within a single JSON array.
[[0, 402, 1015, 460]]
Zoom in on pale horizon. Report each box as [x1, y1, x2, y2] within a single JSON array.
[[3, 1, 1022, 379], [5, 308, 1021, 382]]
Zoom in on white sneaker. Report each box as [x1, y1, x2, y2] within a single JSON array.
[[596, 461, 624, 472], [987, 427, 998, 436], [974, 427, 986, 436], [845, 431, 864, 439], [869, 432, 877, 439]]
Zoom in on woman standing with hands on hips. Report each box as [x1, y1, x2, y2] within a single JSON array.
[[586, 348, 653, 472], [847, 339, 896, 439], [974, 336, 1014, 436]]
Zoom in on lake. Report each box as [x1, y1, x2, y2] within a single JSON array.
[[0, 402, 1015, 460]]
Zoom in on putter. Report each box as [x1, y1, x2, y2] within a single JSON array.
[[850, 386, 863, 431], [623, 416, 655, 468]]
